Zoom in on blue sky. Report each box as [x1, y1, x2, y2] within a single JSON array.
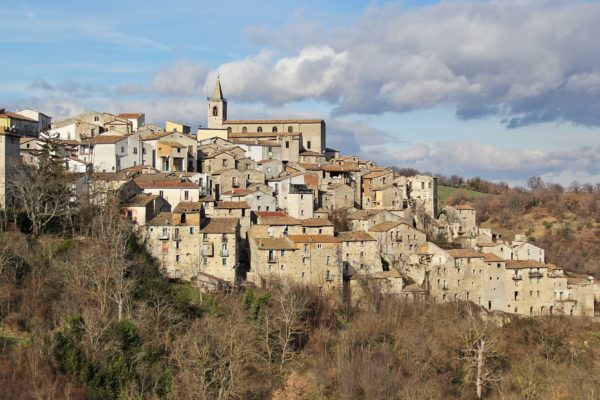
[[2, 0, 600, 185]]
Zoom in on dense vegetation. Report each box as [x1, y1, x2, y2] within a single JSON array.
[[1, 158, 599, 399]]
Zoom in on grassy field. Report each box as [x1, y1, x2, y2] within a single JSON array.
[[437, 185, 490, 205]]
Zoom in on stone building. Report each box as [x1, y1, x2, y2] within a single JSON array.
[[207, 78, 326, 154], [0, 129, 20, 208], [320, 182, 354, 211]]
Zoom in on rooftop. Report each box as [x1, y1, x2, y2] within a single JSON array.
[[337, 231, 376, 242], [200, 218, 238, 234]]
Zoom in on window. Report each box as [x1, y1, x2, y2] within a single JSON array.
[[189, 227, 194, 234], [272, 126, 278, 133], [288, 126, 293, 133], [162, 228, 168, 237], [304, 244, 308, 252], [326, 256, 330, 265], [94, 116, 99, 122], [133, 147, 138, 154], [285, 141, 289, 149], [142, 147, 146, 154], [159, 190, 164, 197], [227, 127, 232, 134], [257, 126, 263, 133], [242, 127, 247, 133], [212, 106, 218, 116], [222, 258, 227, 266], [176, 255, 180, 262], [184, 191, 189, 200], [121, 146, 125, 152], [317, 244, 322, 249], [222, 159, 227, 167], [307, 140, 311, 149]]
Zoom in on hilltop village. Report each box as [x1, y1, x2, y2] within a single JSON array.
[[0, 79, 596, 317]]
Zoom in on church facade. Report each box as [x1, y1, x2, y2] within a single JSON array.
[[204, 78, 326, 154]]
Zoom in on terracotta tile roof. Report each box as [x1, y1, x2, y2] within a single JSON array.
[[347, 209, 383, 220], [225, 118, 323, 124], [159, 140, 186, 148], [447, 249, 485, 259], [454, 204, 475, 210], [254, 211, 288, 218], [256, 237, 297, 251], [215, 201, 250, 209], [231, 138, 281, 146], [135, 179, 198, 189], [221, 188, 256, 196], [288, 235, 342, 244], [321, 163, 361, 172], [297, 163, 321, 171], [337, 231, 376, 242], [0, 111, 37, 122], [141, 131, 171, 141], [147, 212, 173, 226], [369, 221, 404, 232], [260, 216, 302, 226], [300, 217, 333, 227], [117, 113, 143, 118], [299, 150, 323, 156], [403, 283, 426, 292], [173, 201, 203, 213], [200, 218, 238, 234], [362, 169, 392, 179], [478, 242, 502, 247], [199, 195, 215, 202], [88, 135, 127, 145], [482, 253, 505, 262], [124, 193, 158, 207]]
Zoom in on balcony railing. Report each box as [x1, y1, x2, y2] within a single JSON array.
[[512, 275, 523, 281], [158, 233, 169, 240], [268, 256, 278, 263], [529, 271, 543, 279]]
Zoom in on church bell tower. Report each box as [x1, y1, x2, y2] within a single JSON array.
[[207, 76, 227, 129]]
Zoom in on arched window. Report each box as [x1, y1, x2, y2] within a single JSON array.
[[288, 126, 293, 133], [272, 126, 278, 133], [257, 126, 263, 133], [242, 126, 247, 133], [212, 106, 218, 116], [227, 127, 232, 134]]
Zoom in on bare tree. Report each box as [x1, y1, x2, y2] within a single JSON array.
[[9, 134, 74, 237], [458, 311, 503, 399]]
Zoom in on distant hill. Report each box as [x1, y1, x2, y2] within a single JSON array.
[[438, 185, 491, 206]]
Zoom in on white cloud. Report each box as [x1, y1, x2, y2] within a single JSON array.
[[206, 1, 600, 127]]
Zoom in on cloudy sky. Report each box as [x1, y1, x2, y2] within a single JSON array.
[[2, 0, 600, 185]]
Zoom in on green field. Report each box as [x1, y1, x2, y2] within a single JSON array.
[[437, 185, 490, 205]]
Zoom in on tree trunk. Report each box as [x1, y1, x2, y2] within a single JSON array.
[[476, 339, 484, 399]]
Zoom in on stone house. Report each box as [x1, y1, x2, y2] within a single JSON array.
[[134, 177, 200, 209], [122, 193, 170, 226], [337, 230, 382, 276], [320, 182, 354, 211], [369, 221, 426, 268], [0, 129, 20, 208], [299, 218, 335, 235], [220, 188, 277, 212], [199, 218, 240, 286], [256, 159, 283, 179], [347, 209, 404, 232], [248, 234, 342, 291]]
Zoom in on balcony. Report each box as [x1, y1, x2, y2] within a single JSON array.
[[158, 233, 169, 240], [268, 256, 278, 263], [441, 286, 449, 291], [512, 274, 523, 281], [529, 271, 543, 279]]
